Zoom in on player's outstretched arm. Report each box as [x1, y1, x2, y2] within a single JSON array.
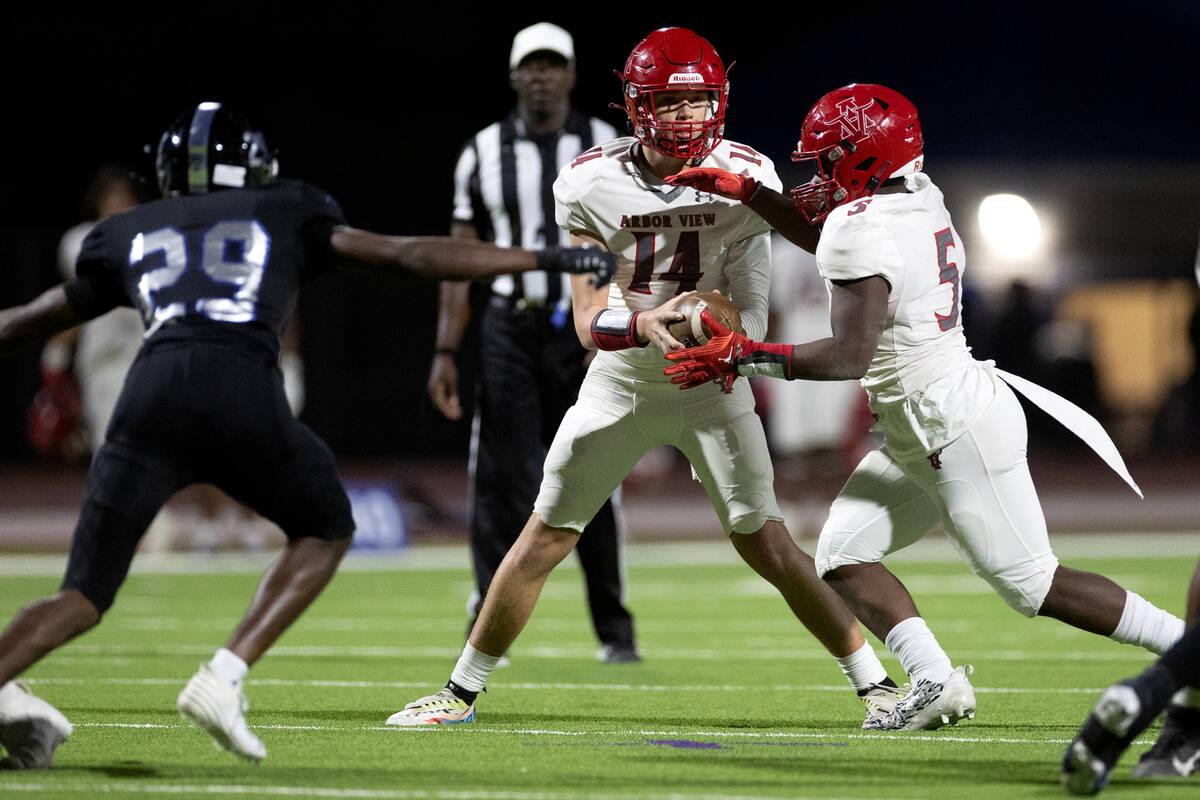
[[788, 276, 889, 380], [664, 276, 889, 391], [329, 227, 615, 285], [0, 286, 84, 359], [665, 168, 820, 253], [427, 222, 480, 422]]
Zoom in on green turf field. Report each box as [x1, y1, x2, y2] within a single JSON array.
[[1, 534, 1197, 799]]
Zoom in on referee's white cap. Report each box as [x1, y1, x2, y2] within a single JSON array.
[[510, 22, 574, 69]]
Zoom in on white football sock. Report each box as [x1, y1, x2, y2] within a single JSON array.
[[1110, 591, 1185, 655], [835, 640, 890, 692], [884, 616, 954, 684], [210, 647, 249, 687], [449, 642, 503, 693]]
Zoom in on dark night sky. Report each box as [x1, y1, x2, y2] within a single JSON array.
[[6, 3, 1199, 229], [2, 3, 1198, 460]]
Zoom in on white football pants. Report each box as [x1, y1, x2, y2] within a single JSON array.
[[815, 380, 1059, 617], [535, 356, 782, 536]]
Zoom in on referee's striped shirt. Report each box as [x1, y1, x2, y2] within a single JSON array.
[[452, 110, 618, 307]]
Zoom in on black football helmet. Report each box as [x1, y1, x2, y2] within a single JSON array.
[[155, 101, 278, 196]]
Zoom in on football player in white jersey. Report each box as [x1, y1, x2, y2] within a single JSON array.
[[387, 30, 901, 729], [664, 83, 1184, 731]]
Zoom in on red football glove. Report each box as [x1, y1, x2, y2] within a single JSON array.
[[664, 311, 794, 393], [664, 167, 759, 204]]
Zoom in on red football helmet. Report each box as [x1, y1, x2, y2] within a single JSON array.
[[790, 84, 923, 224], [619, 28, 729, 160]]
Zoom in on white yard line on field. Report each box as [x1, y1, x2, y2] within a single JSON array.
[[40, 641, 1159, 663], [0, 783, 917, 800], [42, 720, 1161, 750], [3, 532, 1199, 577], [25, 676, 1115, 695]]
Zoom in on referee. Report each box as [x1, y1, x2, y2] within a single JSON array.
[[427, 22, 639, 663]]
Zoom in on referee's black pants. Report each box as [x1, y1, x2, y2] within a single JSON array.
[[469, 297, 636, 650]]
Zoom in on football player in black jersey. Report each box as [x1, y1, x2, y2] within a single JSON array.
[[0, 101, 616, 769]]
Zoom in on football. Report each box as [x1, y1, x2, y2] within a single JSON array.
[[665, 291, 743, 347]]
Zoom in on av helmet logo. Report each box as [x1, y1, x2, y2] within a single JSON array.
[[831, 97, 879, 143]]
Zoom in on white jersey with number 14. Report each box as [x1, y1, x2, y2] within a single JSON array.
[[554, 136, 781, 379]]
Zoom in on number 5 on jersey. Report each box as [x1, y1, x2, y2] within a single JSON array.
[[934, 227, 960, 331]]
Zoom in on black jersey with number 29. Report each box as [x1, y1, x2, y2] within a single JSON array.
[[64, 179, 345, 354]]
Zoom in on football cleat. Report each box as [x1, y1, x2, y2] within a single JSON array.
[[1131, 706, 1200, 779], [865, 665, 975, 731], [859, 682, 906, 731], [0, 682, 73, 770], [385, 688, 476, 726], [1062, 737, 1112, 796], [597, 644, 642, 664], [1061, 683, 1144, 795], [177, 663, 266, 762]]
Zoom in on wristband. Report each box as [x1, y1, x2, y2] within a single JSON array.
[[744, 178, 764, 204], [737, 342, 795, 380], [434, 347, 457, 357], [534, 247, 559, 271], [590, 309, 645, 351]]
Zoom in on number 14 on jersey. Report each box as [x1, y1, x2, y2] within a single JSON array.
[[627, 230, 704, 295]]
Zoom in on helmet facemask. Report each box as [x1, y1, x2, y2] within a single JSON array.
[[790, 146, 850, 225], [618, 27, 729, 162], [791, 142, 895, 224], [624, 84, 727, 160]]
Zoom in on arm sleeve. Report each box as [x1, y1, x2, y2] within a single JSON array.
[[724, 231, 772, 341]]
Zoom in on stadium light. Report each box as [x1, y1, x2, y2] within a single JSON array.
[[978, 193, 1043, 260]]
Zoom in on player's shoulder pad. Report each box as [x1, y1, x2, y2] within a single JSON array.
[[77, 215, 113, 264], [817, 201, 892, 277], [269, 179, 346, 221], [563, 136, 634, 173], [707, 139, 782, 192], [822, 195, 887, 237], [555, 137, 636, 203]]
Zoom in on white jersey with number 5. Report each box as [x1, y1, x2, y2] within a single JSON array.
[[816, 172, 992, 459], [814, 170, 1143, 617], [554, 137, 782, 380]]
